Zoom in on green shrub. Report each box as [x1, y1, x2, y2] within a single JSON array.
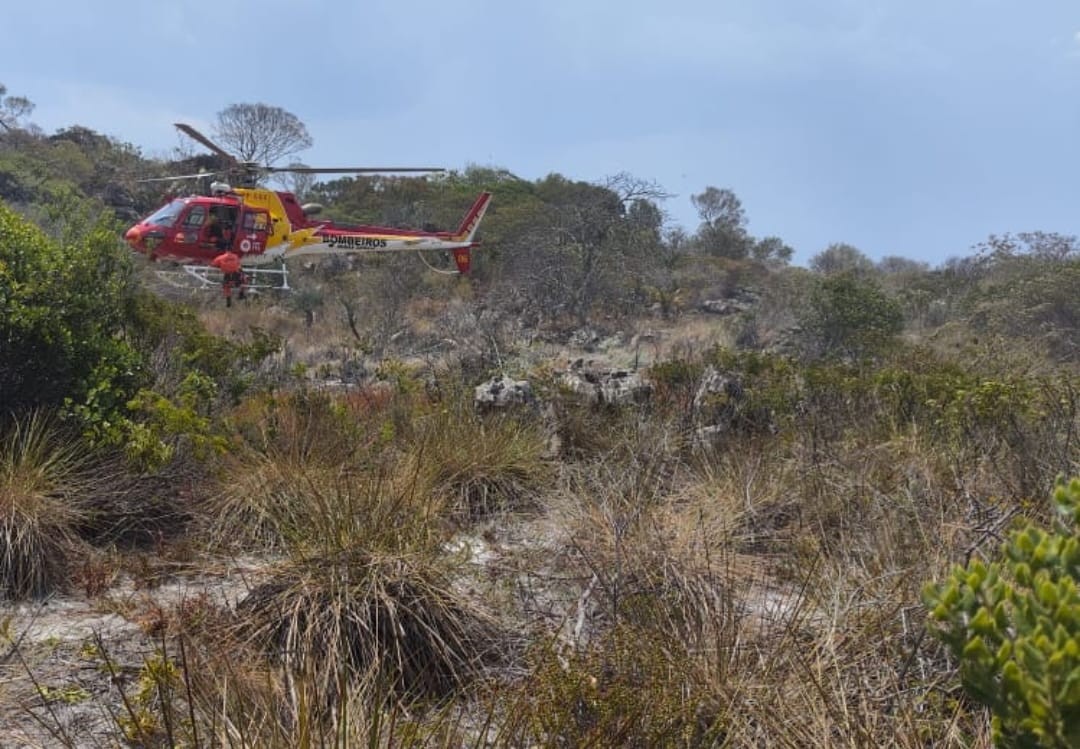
[[502, 630, 724, 747], [0, 199, 141, 417], [804, 272, 904, 359], [924, 478, 1080, 748]]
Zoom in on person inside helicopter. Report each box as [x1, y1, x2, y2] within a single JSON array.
[[204, 208, 236, 251]]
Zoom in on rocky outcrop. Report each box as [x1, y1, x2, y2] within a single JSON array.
[[474, 376, 534, 411], [700, 288, 759, 316], [691, 365, 747, 448], [558, 362, 652, 406]]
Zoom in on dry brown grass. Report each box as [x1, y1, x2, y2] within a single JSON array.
[[13, 330, 1067, 746], [202, 388, 446, 554], [0, 413, 95, 599], [496, 394, 997, 747], [236, 547, 511, 707], [407, 396, 553, 522]]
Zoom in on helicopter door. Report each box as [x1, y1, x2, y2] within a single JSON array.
[[178, 204, 207, 246], [237, 207, 271, 256]]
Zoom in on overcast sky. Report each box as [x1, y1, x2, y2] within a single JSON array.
[[3, 0, 1078, 265]]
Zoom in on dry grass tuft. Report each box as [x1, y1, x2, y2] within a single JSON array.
[[203, 453, 443, 555], [203, 388, 445, 554], [237, 547, 510, 705], [0, 412, 94, 599], [409, 399, 553, 521]]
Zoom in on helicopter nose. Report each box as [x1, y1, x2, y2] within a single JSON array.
[[124, 226, 143, 250]]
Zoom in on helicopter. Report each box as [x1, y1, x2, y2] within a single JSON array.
[[124, 123, 492, 291]]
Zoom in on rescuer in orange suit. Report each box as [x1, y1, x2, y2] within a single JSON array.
[[210, 250, 246, 307]]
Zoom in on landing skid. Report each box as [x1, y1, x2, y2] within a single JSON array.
[[154, 264, 291, 292]]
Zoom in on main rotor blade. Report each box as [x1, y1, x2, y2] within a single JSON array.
[[266, 166, 446, 174], [135, 172, 219, 183], [174, 123, 237, 163]]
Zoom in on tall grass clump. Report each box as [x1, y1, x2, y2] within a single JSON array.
[[0, 411, 94, 599], [198, 387, 516, 714], [202, 387, 440, 552], [485, 440, 739, 746], [408, 392, 553, 521], [238, 547, 509, 707]]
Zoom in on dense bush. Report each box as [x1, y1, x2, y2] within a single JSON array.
[[924, 478, 1080, 748], [0, 199, 140, 417], [804, 272, 904, 359]]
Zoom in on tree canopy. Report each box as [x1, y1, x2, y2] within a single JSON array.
[[213, 103, 313, 165]]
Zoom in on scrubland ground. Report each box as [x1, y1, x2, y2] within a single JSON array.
[[2, 276, 1076, 748]]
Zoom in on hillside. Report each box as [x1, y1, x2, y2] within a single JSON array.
[[1, 97, 1079, 747]]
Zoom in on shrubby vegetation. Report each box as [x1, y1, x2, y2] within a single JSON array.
[[925, 478, 1080, 748], [1, 86, 1079, 746]]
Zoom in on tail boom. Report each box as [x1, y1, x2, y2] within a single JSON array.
[[270, 192, 493, 274], [451, 192, 493, 243]]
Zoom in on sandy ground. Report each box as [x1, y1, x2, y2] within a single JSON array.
[[0, 560, 264, 748]]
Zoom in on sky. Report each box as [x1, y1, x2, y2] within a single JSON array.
[[3, 0, 1078, 266]]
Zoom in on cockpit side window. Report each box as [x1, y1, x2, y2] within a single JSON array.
[[183, 205, 207, 227]]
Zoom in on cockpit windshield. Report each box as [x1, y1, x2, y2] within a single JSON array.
[[144, 199, 186, 228]]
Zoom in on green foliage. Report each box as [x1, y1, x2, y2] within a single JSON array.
[[63, 291, 279, 468], [124, 372, 230, 467], [508, 631, 724, 747], [114, 651, 181, 745], [809, 242, 875, 276], [968, 256, 1080, 362], [0, 83, 34, 132], [647, 356, 706, 413], [924, 478, 1080, 748], [805, 272, 904, 359], [0, 198, 142, 418]]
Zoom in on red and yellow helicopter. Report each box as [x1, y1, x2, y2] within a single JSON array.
[[124, 123, 491, 291]]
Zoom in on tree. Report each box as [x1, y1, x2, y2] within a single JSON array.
[[974, 231, 1080, 262], [213, 103, 313, 165], [492, 173, 668, 325], [0, 83, 33, 132], [809, 242, 874, 276], [276, 162, 318, 199], [751, 236, 794, 266], [804, 273, 904, 359], [542, 173, 667, 323], [691, 187, 752, 259], [691, 186, 745, 228], [877, 255, 929, 276]]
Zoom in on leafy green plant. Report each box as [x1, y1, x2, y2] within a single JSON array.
[[924, 478, 1080, 748], [0, 199, 141, 419], [501, 629, 725, 747], [804, 272, 904, 360]]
